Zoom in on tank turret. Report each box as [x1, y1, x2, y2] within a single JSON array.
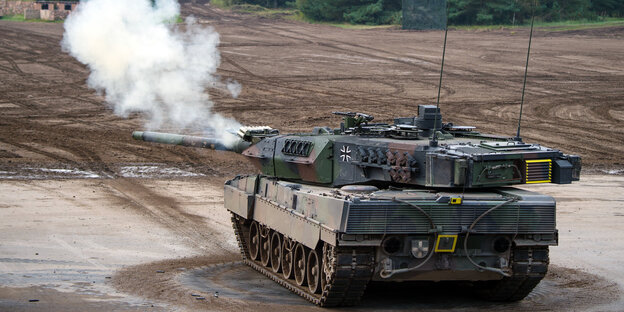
[[133, 105, 581, 188]]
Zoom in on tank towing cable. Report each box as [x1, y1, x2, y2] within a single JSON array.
[[379, 198, 438, 279], [463, 197, 518, 277], [379, 197, 517, 278]]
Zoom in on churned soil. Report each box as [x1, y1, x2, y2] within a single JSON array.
[[0, 3, 623, 178], [0, 1, 623, 311]]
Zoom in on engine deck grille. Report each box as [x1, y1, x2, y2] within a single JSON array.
[[345, 202, 555, 234]]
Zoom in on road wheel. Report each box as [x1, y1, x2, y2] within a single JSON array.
[[307, 249, 321, 294], [248, 221, 260, 260], [260, 227, 271, 267], [270, 231, 282, 273], [294, 243, 307, 286], [282, 238, 294, 279]]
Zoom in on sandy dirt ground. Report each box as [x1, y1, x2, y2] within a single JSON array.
[[1, 1, 623, 311], [1, 176, 623, 311]]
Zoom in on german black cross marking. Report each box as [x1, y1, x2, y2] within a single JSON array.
[[340, 145, 351, 162]]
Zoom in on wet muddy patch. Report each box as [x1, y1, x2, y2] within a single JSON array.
[[114, 256, 621, 312], [177, 261, 308, 306], [0, 167, 102, 179], [0, 163, 208, 180], [118, 165, 204, 178]]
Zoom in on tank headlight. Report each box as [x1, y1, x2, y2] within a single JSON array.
[[411, 239, 429, 259]]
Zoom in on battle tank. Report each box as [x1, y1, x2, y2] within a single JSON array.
[[133, 105, 581, 306]]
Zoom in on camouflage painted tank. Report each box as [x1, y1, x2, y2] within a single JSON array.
[[133, 105, 581, 306]]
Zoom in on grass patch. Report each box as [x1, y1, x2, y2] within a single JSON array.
[[450, 17, 624, 32], [0, 14, 63, 23], [535, 17, 624, 31], [164, 15, 184, 24], [225, 4, 300, 20], [210, 0, 231, 9], [209, 2, 397, 28], [324, 23, 395, 30]]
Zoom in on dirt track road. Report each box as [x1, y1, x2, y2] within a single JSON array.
[[1, 1, 623, 311], [1, 176, 623, 311]]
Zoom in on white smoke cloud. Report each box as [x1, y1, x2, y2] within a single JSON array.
[[62, 0, 241, 145], [226, 80, 242, 98]]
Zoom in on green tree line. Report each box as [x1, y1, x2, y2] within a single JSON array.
[[449, 0, 624, 25], [216, 0, 624, 25]]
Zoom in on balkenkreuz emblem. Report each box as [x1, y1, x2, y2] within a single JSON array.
[[340, 146, 351, 162]]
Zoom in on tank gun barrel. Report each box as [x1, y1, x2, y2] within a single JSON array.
[[132, 131, 251, 153]]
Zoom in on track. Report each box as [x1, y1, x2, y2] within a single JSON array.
[[231, 214, 375, 307]]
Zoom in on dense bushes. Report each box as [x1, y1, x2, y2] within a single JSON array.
[[296, 0, 401, 25], [214, 0, 624, 25], [449, 0, 624, 25]]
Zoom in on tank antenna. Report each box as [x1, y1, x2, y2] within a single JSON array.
[[515, 1, 536, 142], [430, 3, 449, 147]]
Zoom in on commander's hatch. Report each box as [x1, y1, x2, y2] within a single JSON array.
[[387, 124, 423, 139], [446, 125, 476, 132]]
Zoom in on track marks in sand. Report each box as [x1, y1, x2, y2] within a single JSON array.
[[103, 179, 234, 253]]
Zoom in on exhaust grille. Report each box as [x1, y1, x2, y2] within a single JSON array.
[[525, 159, 551, 184]]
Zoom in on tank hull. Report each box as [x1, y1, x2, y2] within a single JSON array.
[[225, 174, 555, 306]]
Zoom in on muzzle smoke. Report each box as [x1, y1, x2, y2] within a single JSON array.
[[62, 0, 241, 145]]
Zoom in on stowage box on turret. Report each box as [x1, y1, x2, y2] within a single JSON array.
[[133, 105, 581, 306]]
